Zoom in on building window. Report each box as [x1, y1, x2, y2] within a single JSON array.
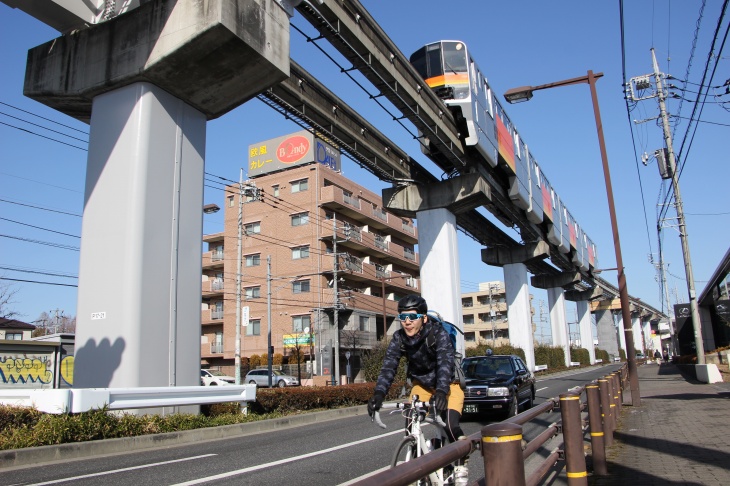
[[291, 178, 308, 193], [245, 253, 261, 267], [228, 196, 234, 207], [246, 319, 261, 336], [291, 212, 309, 226], [245, 286, 261, 300], [465, 332, 476, 342], [5, 332, 22, 340], [245, 222, 261, 235], [292, 280, 310, 294], [293, 315, 311, 332], [325, 211, 333, 220], [272, 185, 280, 197], [292, 246, 310, 259], [463, 315, 474, 325], [359, 315, 370, 331]]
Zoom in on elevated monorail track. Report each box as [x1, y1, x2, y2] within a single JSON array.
[[260, 0, 661, 314]]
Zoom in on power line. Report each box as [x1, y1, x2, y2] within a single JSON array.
[[0, 277, 78, 288], [0, 120, 87, 151], [0, 198, 82, 217], [0, 217, 80, 239], [0, 234, 79, 251]]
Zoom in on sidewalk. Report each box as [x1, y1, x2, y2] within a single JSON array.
[[589, 362, 730, 485]]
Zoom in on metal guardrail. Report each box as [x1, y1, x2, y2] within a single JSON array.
[[353, 364, 629, 486], [0, 385, 256, 414]]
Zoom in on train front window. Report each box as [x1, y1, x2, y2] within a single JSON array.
[[410, 44, 443, 79], [442, 42, 467, 73]]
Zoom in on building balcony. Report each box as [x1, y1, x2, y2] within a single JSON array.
[[320, 185, 418, 244], [202, 278, 225, 297], [202, 250, 225, 269], [465, 301, 508, 313], [201, 308, 225, 325], [322, 223, 419, 270]]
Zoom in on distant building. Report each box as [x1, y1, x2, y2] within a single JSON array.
[[0, 318, 36, 341], [460, 282, 536, 349], [201, 131, 419, 384]]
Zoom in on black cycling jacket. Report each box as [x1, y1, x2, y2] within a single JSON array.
[[374, 320, 455, 397]]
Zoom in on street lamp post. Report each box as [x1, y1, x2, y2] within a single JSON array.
[[504, 70, 641, 406]]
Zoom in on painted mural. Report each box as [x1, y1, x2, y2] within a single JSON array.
[[0, 355, 54, 387]]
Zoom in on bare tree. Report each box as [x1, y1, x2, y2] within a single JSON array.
[[0, 280, 20, 320]]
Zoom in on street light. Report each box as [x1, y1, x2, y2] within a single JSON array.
[[504, 70, 641, 406]]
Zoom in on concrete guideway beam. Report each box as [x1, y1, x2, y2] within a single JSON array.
[[481, 240, 550, 268], [23, 0, 291, 122], [382, 173, 491, 217], [531, 271, 582, 290], [564, 286, 603, 302]]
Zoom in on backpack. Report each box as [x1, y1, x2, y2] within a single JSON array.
[[426, 310, 466, 391], [399, 310, 466, 394]]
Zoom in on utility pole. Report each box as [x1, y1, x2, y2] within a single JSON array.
[[332, 215, 340, 386], [234, 168, 244, 385], [267, 255, 273, 387], [650, 48, 705, 363]]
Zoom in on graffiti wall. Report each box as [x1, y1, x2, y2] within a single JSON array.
[[0, 341, 64, 389]]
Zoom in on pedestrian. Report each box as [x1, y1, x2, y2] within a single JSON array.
[[654, 349, 662, 363], [367, 294, 468, 485], [663, 350, 669, 362]]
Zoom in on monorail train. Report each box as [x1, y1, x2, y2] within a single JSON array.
[[409, 40, 598, 273]]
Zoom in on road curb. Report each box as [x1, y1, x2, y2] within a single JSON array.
[[0, 405, 369, 469]]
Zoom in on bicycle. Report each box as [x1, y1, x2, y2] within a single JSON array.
[[372, 395, 458, 485]]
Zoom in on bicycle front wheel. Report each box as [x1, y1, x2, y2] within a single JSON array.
[[390, 435, 418, 468], [390, 436, 434, 486]]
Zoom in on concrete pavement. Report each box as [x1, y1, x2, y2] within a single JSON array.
[[589, 362, 730, 485]]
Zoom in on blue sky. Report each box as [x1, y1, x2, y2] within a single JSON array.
[[1, 1, 728, 340]]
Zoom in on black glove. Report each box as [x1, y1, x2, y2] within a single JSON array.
[[432, 391, 448, 414], [368, 392, 384, 417]]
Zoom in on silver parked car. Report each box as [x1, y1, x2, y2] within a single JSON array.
[[244, 369, 299, 387]]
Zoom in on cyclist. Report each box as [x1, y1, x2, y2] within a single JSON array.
[[367, 294, 468, 484]]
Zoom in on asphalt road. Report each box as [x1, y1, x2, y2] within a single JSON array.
[[1, 365, 620, 486]]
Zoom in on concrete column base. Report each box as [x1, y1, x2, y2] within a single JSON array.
[[695, 364, 723, 383]]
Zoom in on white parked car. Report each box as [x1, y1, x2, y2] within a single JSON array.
[[200, 369, 235, 386]]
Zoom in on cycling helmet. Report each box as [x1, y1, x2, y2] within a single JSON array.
[[397, 294, 428, 314]]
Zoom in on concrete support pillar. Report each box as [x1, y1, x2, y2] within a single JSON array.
[[616, 312, 627, 355], [641, 319, 652, 353], [75, 82, 206, 392], [503, 263, 535, 371], [548, 287, 571, 367], [417, 208, 463, 353], [21, 0, 291, 402], [631, 314, 643, 352], [382, 174, 492, 357], [595, 309, 619, 359], [576, 300, 596, 364]]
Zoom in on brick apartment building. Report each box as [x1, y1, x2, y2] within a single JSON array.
[[201, 131, 420, 384]]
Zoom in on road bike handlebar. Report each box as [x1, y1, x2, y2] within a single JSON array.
[[371, 400, 447, 429]]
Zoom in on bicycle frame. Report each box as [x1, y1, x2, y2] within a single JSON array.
[[372, 395, 454, 485]]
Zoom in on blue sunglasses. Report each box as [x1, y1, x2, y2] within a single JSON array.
[[398, 313, 425, 321]]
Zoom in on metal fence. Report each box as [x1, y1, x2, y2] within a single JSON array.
[[352, 364, 628, 486]]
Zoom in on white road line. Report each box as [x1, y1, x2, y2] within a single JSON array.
[[536, 387, 548, 392], [172, 429, 404, 485], [25, 454, 217, 486]]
